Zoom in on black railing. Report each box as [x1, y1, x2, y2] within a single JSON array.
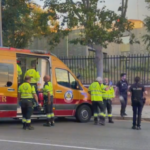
[[59, 54, 150, 85]]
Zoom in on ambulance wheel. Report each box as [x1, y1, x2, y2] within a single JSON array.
[[76, 105, 92, 123]]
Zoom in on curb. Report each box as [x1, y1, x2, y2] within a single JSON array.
[[113, 116, 150, 122]]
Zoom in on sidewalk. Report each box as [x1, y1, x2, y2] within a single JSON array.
[[112, 105, 150, 121]]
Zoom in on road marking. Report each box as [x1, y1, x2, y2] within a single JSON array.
[[0, 139, 113, 150]]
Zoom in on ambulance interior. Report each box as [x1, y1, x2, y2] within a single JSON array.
[[17, 54, 50, 115], [17, 54, 50, 89]]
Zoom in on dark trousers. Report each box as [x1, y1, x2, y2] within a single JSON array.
[[92, 101, 105, 118], [44, 96, 54, 120], [21, 100, 33, 124], [103, 100, 112, 117], [132, 101, 143, 127], [120, 95, 127, 115]]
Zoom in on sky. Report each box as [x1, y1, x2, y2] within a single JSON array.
[[35, 0, 149, 21]]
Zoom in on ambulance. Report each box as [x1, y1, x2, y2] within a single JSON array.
[[0, 47, 93, 122]]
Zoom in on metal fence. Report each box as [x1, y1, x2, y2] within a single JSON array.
[[59, 54, 150, 85]]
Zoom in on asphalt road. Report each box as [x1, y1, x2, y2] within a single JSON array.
[[0, 118, 150, 150]]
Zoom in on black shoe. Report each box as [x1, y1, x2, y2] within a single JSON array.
[[43, 122, 51, 127], [22, 123, 26, 130], [137, 126, 141, 130], [94, 118, 98, 125], [108, 118, 114, 123], [27, 124, 34, 130], [132, 126, 136, 129], [99, 117, 105, 126], [124, 113, 127, 116]]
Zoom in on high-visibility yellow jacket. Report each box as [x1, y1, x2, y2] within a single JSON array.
[[43, 81, 53, 97], [24, 69, 40, 83], [18, 82, 36, 99], [17, 64, 22, 77], [88, 82, 105, 101], [102, 85, 115, 100]]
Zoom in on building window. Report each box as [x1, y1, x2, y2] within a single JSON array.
[[0, 63, 14, 87]]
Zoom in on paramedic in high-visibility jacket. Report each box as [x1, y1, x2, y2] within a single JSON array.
[[103, 78, 115, 123], [88, 77, 110, 125], [24, 63, 40, 93], [18, 76, 39, 130], [42, 75, 55, 127], [17, 60, 22, 85]]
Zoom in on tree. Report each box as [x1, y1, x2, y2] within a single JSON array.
[[2, 0, 59, 48], [143, 0, 150, 52], [44, 0, 134, 77]]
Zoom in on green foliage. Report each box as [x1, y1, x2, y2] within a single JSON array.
[[44, 0, 134, 49], [143, 0, 150, 52], [2, 0, 60, 49]]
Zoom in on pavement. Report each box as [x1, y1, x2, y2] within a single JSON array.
[[0, 119, 150, 150], [112, 105, 150, 121]]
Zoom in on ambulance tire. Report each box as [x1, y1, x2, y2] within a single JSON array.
[[76, 105, 92, 123]]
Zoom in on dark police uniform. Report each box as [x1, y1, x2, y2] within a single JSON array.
[[43, 81, 54, 126], [18, 82, 36, 129], [129, 83, 145, 128], [116, 80, 128, 116]]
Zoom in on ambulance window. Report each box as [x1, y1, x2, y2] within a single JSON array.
[[69, 73, 78, 90], [56, 69, 70, 88], [0, 63, 14, 87]]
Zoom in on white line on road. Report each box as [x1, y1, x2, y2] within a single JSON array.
[[0, 139, 113, 150]]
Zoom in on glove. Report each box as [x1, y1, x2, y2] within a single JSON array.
[[109, 81, 113, 86]]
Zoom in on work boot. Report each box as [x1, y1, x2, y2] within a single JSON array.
[[51, 118, 55, 126], [22, 123, 26, 130], [132, 126, 136, 130], [43, 120, 51, 127], [94, 117, 98, 125], [124, 113, 127, 116], [26, 123, 34, 130], [99, 117, 105, 126], [108, 117, 114, 123], [137, 126, 141, 130]]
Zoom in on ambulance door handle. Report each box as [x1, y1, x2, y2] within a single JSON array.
[[56, 90, 62, 93], [7, 88, 15, 92]]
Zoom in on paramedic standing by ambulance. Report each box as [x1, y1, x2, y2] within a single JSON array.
[[18, 76, 38, 130], [43, 75, 55, 127], [103, 78, 115, 123], [88, 77, 110, 125]]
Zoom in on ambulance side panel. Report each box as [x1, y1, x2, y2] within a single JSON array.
[[51, 56, 92, 117], [0, 51, 18, 118]]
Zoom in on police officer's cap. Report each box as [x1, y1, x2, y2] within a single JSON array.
[[120, 73, 126, 77]]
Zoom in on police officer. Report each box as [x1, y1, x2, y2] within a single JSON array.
[[89, 77, 110, 125], [24, 63, 40, 93], [43, 75, 55, 127], [116, 73, 128, 117], [18, 76, 39, 130], [103, 78, 114, 123], [128, 76, 147, 130]]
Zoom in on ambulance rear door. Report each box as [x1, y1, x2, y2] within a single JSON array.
[[0, 53, 18, 118]]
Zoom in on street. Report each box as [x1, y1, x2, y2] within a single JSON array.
[[0, 118, 150, 150]]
